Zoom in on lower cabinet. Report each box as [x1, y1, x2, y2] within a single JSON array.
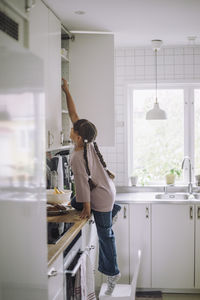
[[48, 253, 64, 300], [195, 205, 200, 288], [130, 203, 151, 288], [152, 204, 194, 289]]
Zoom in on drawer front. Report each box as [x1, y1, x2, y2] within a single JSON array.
[[48, 254, 64, 300]]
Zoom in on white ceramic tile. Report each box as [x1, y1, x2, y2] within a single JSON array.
[[194, 55, 200, 65], [175, 65, 184, 75], [116, 66, 125, 76], [164, 48, 174, 55], [194, 47, 200, 55], [145, 55, 154, 65], [164, 65, 174, 76], [164, 55, 174, 65], [115, 49, 125, 57], [145, 49, 153, 56], [157, 55, 164, 65], [125, 65, 135, 77], [184, 55, 194, 65], [185, 64, 194, 76], [125, 48, 132, 56], [135, 48, 145, 56], [145, 65, 154, 76], [184, 47, 194, 55], [175, 48, 184, 55], [194, 65, 200, 78], [116, 56, 125, 66], [135, 65, 145, 76], [174, 55, 184, 65], [135, 55, 145, 66]]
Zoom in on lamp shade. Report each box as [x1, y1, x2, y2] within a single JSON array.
[[146, 103, 167, 120]]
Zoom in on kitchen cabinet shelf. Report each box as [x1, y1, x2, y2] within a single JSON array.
[[61, 54, 69, 62]]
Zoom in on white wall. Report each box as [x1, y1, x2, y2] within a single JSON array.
[[101, 45, 200, 186]]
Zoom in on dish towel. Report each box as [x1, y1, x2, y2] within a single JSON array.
[[80, 251, 96, 300], [74, 268, 81, 300]]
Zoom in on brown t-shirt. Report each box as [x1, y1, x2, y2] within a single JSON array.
[[70, 144, 116, 212]]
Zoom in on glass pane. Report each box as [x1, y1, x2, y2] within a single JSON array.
[[132, 89, 184, 185], [194, 89, 200, 182]]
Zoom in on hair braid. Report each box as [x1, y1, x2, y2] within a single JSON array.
[[83, 142, 97, 191], [93, 142, 115, 179]]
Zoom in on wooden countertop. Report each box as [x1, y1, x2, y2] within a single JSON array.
[[47, 209, 88, 267]]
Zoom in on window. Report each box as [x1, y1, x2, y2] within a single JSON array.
[[129, 86, 200, 185]]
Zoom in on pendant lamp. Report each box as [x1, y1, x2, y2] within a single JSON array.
[[146, 40, 167, 120]]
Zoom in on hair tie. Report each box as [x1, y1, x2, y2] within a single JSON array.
[[105, 167, 108, 171], [84, 139, 88, 143], [88, 175, 92, 179]]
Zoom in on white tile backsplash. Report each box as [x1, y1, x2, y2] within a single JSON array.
[[102, 45, 200, 186]]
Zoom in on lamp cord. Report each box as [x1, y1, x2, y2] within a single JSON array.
[[155, 49, 158, 104]]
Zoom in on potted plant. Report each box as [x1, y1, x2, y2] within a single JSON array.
[[165, 168, 182, 185]]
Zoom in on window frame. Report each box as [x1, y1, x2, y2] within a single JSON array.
[[126, 83, 200, 186]]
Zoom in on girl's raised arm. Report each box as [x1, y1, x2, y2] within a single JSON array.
[[62, 78, 79, 124]]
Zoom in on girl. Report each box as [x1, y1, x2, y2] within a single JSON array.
[[62, 78, 121, 295]]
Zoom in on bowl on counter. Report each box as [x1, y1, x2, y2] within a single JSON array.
[[46, 189, 71, 204]]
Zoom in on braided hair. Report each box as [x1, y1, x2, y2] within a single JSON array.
[[73, 119, 115, 191]]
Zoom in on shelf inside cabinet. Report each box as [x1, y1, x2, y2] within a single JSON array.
[[61, 54, 69, 62]]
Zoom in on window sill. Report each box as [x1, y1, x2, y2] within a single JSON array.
[[116, 185, 200, 194]]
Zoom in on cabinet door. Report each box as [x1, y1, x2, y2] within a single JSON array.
[[48, 253, 64, 300], [69, 33, 114, 146], [130, 204, 151, 288], [47, 9, 62, 150], [4, 0, 27, 15], [114, 204, 129, 283], [152, 204, 194, 289], [30, 2, 62, 150], [195, 205, 200, 288]]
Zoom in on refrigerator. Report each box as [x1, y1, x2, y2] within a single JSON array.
[[0, 30, 48, 299]]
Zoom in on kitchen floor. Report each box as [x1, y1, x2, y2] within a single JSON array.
[[163, 294, 200, 300]]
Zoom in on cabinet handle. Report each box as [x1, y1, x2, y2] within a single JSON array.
[[145, 207, 148, 218], [48, 268, 58, 278], [197, 207, 200, 219], [190, 206, 193, 219], [123, 206, 127, 219], [48, 131, 54, 148], [60, 131, 64, 145]]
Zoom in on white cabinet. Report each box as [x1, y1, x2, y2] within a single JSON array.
[[195, 205, 200, 288], [69, 33, 115, 146], [81, 216, 97, 272], [48, 253, 64, 300], [47, 9, 62, 150], [29, 0, 62, 151], [130, 204, 151, 288], [114, 204, 130, 284], [152, 204, 194, 289], [3, 0, 29, 15]]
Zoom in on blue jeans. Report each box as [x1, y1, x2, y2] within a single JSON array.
[[71, 197, 121, 276]]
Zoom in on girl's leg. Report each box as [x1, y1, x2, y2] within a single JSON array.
[[92, 210, 120, 294]]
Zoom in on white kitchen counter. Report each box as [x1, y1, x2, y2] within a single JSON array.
[[116, 192, 200, 204]]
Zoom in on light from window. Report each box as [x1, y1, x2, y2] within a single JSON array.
[[132, 89, 184, 185], [194, 89, 200, 177]]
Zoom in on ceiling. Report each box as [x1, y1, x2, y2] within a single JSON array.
[[43, 0, 200, 47]]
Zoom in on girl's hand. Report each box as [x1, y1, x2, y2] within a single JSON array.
[[62, 78, 69, 93], [80, 202, 91, 219]]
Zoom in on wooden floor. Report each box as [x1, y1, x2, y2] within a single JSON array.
[[163, 294, 200, 300]]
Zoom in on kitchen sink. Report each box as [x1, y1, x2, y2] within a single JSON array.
[[155, 193, 189, 200], [155, 193, 200, 200]]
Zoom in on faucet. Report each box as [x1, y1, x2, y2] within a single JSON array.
[[181, 156, 193, 194]]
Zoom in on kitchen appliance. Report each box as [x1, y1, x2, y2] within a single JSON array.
[[0, 16, 48, 299], [47, 150, 72, 190], [48, 222, 74, 244]]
